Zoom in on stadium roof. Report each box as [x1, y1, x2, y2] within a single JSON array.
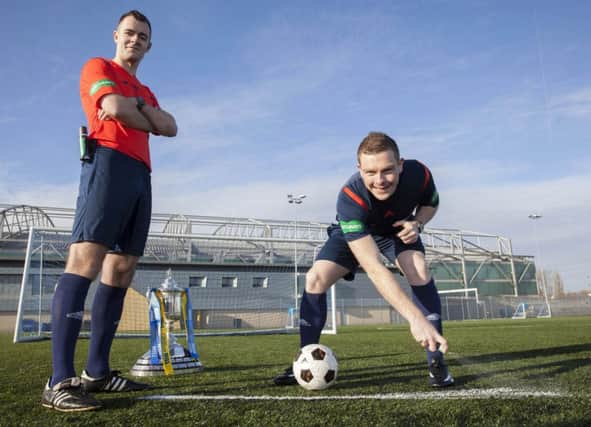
[[0, 203, 533, 267]]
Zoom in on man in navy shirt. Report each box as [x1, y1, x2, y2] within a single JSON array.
[[274, 131, 454, 387]]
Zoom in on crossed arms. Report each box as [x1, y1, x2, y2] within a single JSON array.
[[99, 94, 177, 137]]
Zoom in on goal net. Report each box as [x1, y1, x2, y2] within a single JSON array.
[[512, 301, 552, 319], [438, 288, 484, 321], [14, 227, 337, 342]]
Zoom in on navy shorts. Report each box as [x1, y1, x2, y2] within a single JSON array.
[[316, 224, 425, 281], [71, 146, 152, 256]]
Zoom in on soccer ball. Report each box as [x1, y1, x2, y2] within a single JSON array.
[[292, 344, 338, 390]]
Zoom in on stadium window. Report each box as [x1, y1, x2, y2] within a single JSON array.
[[0, 274, 22, 294], [221, 276, 238, 288], [189, 276, 207, 288], [252, 277, 268, 288], [0, 274, 21, 285]]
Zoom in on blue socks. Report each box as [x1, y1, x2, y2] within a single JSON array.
[[85, 283, 128, 378], [410, 279, 443, 365], [299, 291, 327, 347], [50, 273, 91, 386]]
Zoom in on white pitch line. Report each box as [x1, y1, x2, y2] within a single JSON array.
[[139, 388, 566, 401]]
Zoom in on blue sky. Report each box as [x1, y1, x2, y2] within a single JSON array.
[[1, 1, 590, 291]]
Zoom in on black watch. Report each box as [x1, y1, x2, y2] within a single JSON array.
[[416, 220, 424, 233], [136, 97, 146, 111]]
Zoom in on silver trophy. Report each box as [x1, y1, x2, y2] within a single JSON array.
[[130, 269, 203, 376]]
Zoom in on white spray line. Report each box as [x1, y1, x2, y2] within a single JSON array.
[[139, 388, 566, 401]]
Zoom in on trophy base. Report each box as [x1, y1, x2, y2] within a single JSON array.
[[130, 346, 204, 377]]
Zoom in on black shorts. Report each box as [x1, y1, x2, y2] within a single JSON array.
[[71, 146, 152, 256], [316, 224, 425, 281]]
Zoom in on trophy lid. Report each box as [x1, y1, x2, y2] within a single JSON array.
[[161, 269, 180, 290]]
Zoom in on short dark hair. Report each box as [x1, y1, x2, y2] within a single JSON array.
[[118, 10, 152, 38], [357, 132, 400, 162]]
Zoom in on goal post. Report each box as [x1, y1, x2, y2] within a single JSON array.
[[13, 226, 52, 343], [14, 227, 337, 343], [322, 285, 337, 335]]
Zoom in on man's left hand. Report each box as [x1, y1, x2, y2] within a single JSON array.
[[393, 220, 420, 244], [97, 108, 113, 121]]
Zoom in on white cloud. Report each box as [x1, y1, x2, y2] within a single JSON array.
[[436, 166, 591, 235], [0, 161, 78, 210], [155, 66, 340, 156], [0, 182, 78, 211], [432, 166, 591, 291], [151, 171, 344, 223], [549, 87, 591, 118]]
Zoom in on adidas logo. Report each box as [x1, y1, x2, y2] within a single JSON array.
[[299, 319, 311, 327], [66, 311, 84, 320]]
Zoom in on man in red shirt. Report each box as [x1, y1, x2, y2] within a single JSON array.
[[42, 10, 177, 412]]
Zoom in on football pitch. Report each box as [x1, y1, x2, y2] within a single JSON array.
[[1, 317, 590, 426]]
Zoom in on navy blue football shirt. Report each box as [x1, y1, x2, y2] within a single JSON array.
[[336, 160, 439, 241]]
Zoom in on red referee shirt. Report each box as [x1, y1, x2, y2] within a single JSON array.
[[79, 57, 159, 170]]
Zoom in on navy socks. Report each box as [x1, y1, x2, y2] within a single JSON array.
[[299, 291, 327, 347], [410, 279, 443, 365], [50, 273, 92, 386], [85, 283, 128, 378]]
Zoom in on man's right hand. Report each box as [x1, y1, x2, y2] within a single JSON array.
[[409, 315, 448, 353]]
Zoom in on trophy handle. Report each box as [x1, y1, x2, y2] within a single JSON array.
[[181, 288, 199, 359]]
